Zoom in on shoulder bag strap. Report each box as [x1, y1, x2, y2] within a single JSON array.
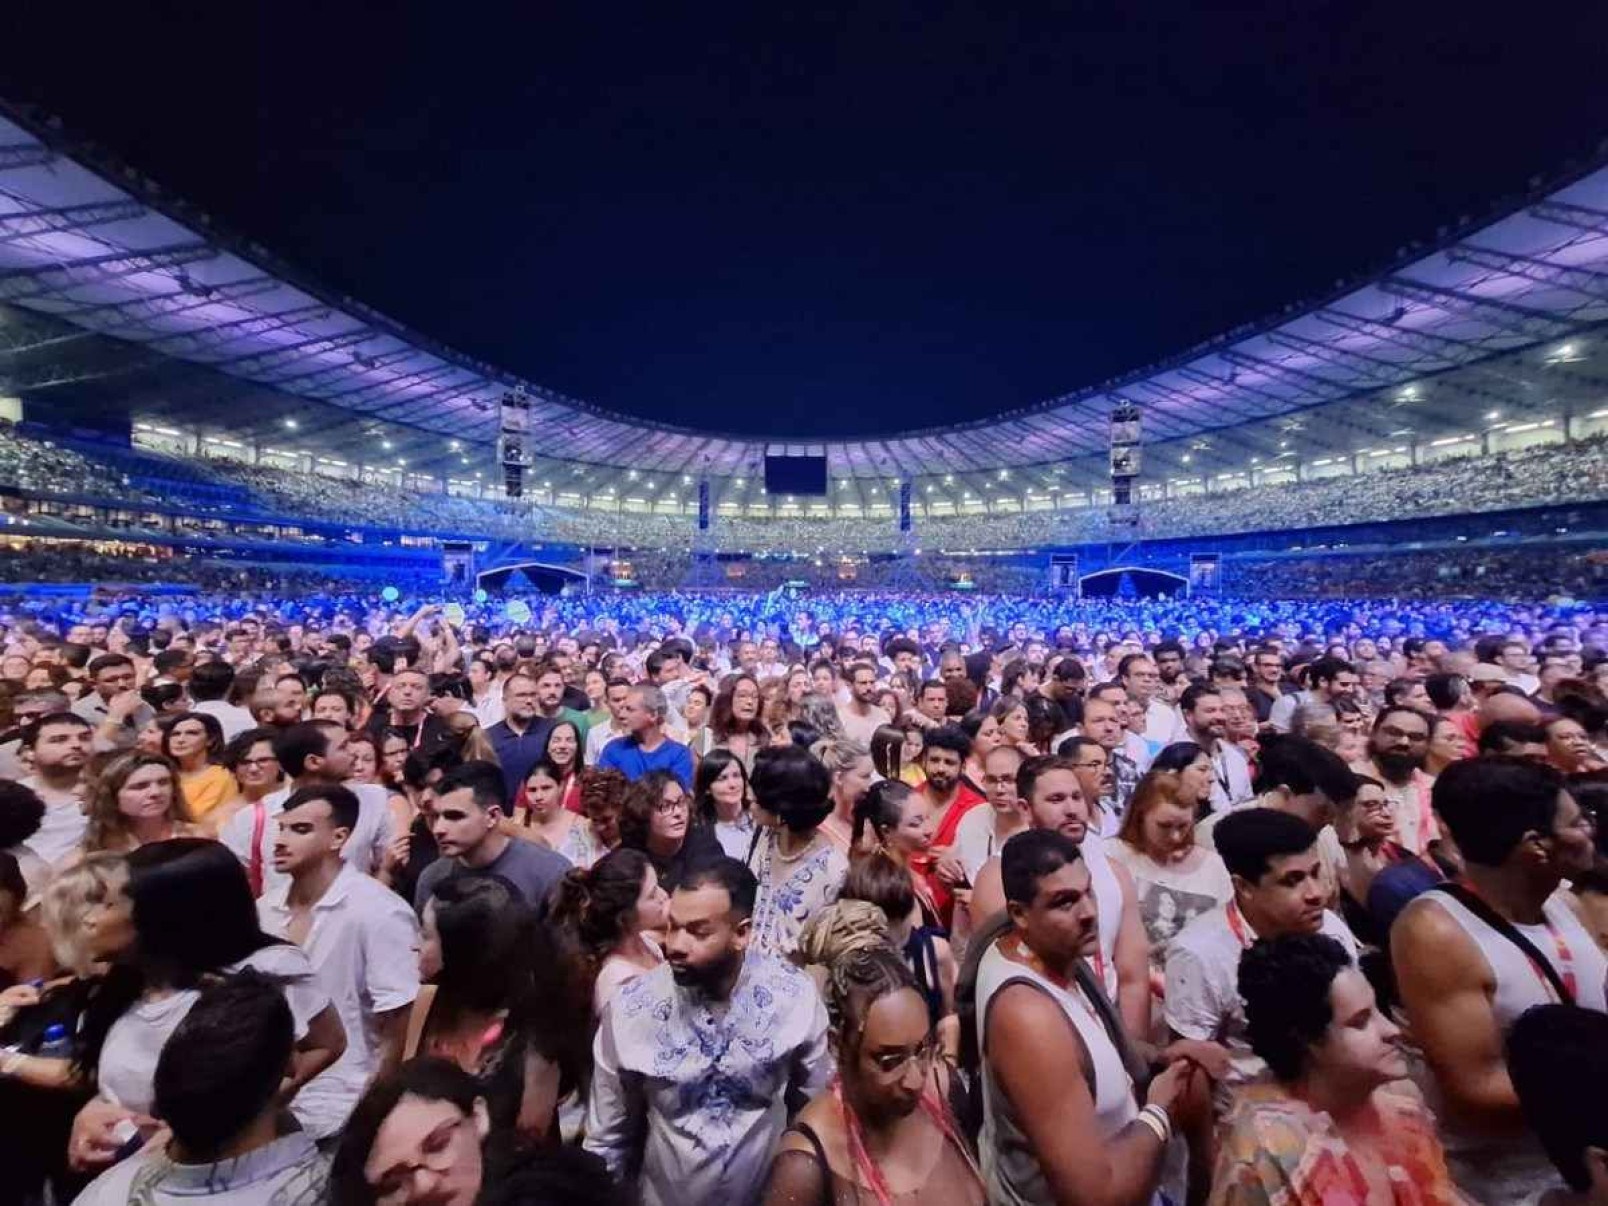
[[1431, 882, 1573, 1005]]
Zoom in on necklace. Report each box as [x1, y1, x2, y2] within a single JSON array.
[[772, 830, 822, 865]]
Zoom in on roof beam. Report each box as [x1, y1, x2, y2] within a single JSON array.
[[39, 277, 279, 325], [1311, 307, 1481, 362], [1529, 200, 1608, 235], [0, 242, 219, 302], [138, 303, 335, 355], [267, 348, 414, 392], [1445, 243, 1608, 301], [201, 327, 371, 371], [1219, 349, 1358, 394], [316, 361, 461, 405], [0, 145, 57, 172], [1378, 275, 1587, 339], [1263, 331, 1408, 386], [0, 199, 147, 244]]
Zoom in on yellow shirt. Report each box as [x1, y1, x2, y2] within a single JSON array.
[[179, 764, 239, 822]]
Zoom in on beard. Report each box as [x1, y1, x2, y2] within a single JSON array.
[[1373, 751, 1423, 783], [669, 947, 743, 996]]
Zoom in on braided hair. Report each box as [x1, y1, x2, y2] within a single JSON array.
[[824, 945, 917, 1050]]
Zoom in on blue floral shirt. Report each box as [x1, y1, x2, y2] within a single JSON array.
[[584, 954, 832, 1206]]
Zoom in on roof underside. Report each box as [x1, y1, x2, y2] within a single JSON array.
[[3, 104, 1608, 509]]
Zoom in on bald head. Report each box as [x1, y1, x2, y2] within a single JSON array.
[[1478, 690, 1541, 732]]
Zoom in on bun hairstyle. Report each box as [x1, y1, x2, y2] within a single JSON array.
[[852, 779, 913, 849], [549, 848, 654, 971]]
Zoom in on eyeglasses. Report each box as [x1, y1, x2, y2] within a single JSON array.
[[371, 1115, 471, 1204], [653, 797, 689, 815], [866, 1035, 940, 1074], [237, 756, 278, 768]]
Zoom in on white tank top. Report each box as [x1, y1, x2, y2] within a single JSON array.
[[975, 940, 1142, 1205], [1414, 888, 1607, 1202], [1081, 833, 1123, 1000]]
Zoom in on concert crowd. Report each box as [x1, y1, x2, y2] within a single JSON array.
[[0, 583, 1605, 1205]]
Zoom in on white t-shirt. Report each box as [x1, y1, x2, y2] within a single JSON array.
[[191, 699, 258, 743], [953, 806, 1015, 885], [18, 776, 87, 866], [1164, 902, 1358, 1088], [97, 943, 326, 1115], [220, 782, 392, 900], [257, 864, 420, 1138]]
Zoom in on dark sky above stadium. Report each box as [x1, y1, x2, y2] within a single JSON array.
[[5, 4, 1608, 438]]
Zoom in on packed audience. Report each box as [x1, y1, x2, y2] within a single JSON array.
[[4, 422, 1606, 552], [0, 574, 1603, 1205]]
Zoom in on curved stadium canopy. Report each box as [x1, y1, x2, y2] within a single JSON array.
[[2, 102, 1608, 516]]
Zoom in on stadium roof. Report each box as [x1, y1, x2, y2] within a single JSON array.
[[3, 101, 1608, 512]]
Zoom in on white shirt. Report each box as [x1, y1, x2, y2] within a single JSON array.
[[191, 699, 258, 742], [220, 782, 392, 900], [585, 719, 628, 766], [1164, 903, 1358, 1086], [954, 805, 1011, 884], [17, 775, 87, 866], [98, 944, 325, 1115], [257, 863, 421, 1138], [1202, 741, 1255, 812], [1143, 698, 1186, 746]]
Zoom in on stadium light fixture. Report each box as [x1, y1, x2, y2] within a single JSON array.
[[381, 440, 393, 450], [283, 418, 298, 429], [1485, 410, 1501, 421], [1181, 454, 1191, 463]]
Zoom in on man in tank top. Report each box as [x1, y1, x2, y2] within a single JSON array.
[[969, 755, 1152, 1041], [976, 829, 1207, 1206], [1394, 755, 1606, 1205]]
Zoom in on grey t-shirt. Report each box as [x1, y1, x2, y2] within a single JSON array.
[[414, 837, 571, 915]]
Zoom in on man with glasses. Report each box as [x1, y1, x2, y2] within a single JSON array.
[[1353, 705, 1438, 856], [1078, 695, 1141, 823], [0, 688, 68, 779], [1119, 654, 1183, 746], [485, 673, 555, 802], [1057, 735, 1120, 837]]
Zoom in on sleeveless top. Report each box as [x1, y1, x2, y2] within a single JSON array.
[[1413, 889, 1608, 1203], [1081, 833, 1124, 1001], [974, 940, 1149, 1206]]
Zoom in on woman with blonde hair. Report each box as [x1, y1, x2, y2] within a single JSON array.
[[82, 753, 196, 855], [812, 735, 874, 854]]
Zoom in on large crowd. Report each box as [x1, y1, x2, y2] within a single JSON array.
[[0, 578, 1604, 1205], [5, 424, 1607, 553]]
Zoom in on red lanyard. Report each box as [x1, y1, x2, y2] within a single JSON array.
[[1459, 880, 1577, 1001], [1225, 900, 1256, 949]]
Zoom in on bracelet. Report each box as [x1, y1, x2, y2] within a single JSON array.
[[1137, 1103, 1172, 1145]]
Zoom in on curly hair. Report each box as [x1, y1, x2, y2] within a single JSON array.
[[84, 752, 191, 853], [1238, 932, 1352, 1082], [549, 848, 654, 979]]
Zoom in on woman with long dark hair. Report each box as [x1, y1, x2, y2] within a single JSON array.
[[708, 674, 769, 765], [745, 745, 848, 959], [853, 780, 942, 928], [549, 848, 670, 1016], [691, 747, 755, 860], [159, 712, 234, 825], [541, 720, 586, 814], [409, 875, 589, 1145], [67, 840, 344, 1171]]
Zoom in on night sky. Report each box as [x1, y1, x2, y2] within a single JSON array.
[[5, 3, 1608, 437]]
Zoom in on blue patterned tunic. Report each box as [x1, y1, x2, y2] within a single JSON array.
[[584, 955, 832, 1206], [746, 829, 849, 960]]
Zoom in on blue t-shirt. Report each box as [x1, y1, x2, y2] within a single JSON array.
[[597, 735, 694, 789]]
